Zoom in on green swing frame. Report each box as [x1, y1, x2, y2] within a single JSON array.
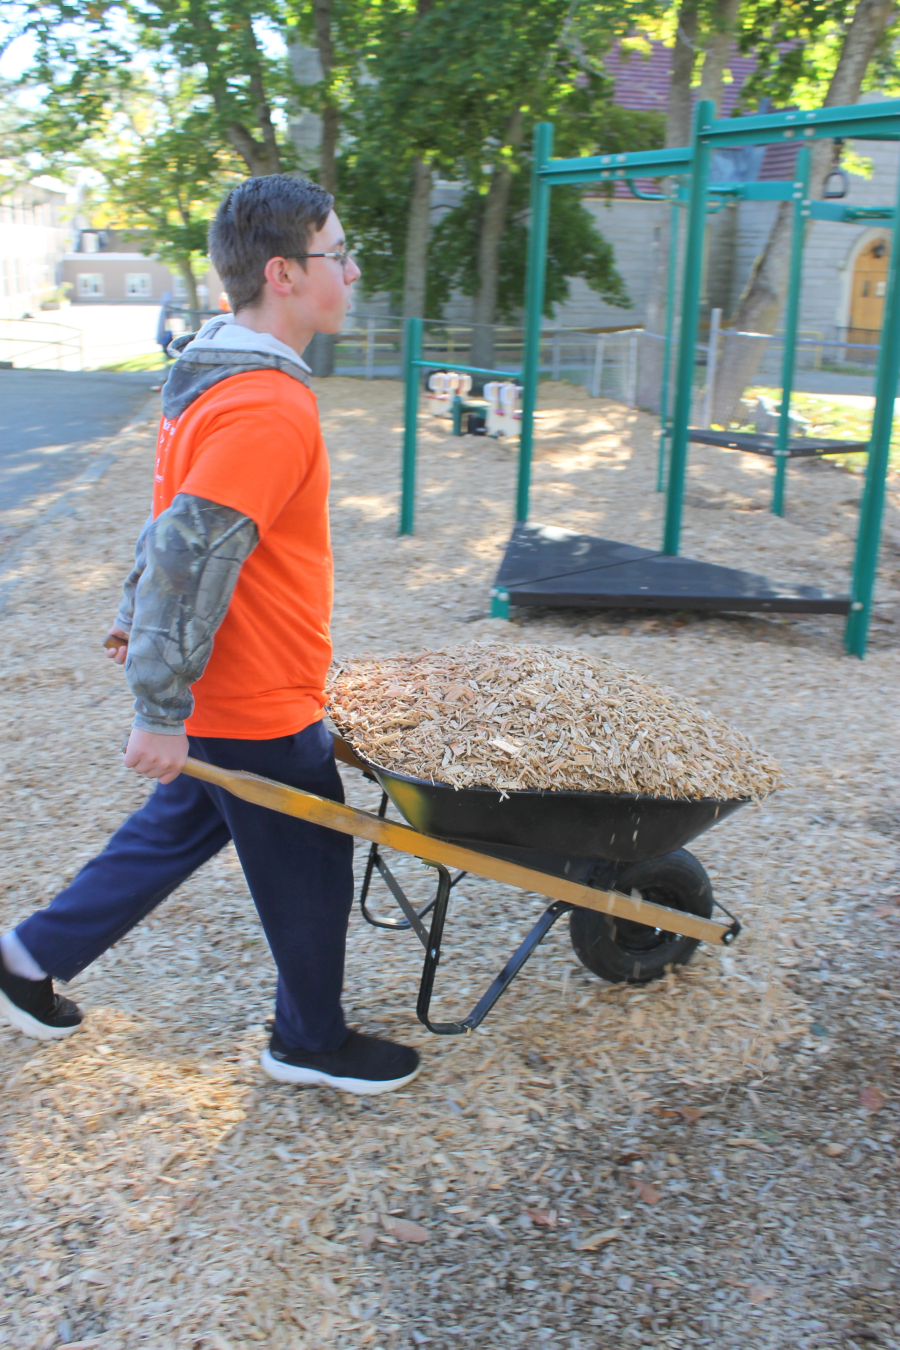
[[400, 97, 900, 657]]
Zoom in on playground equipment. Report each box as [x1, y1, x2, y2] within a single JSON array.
[[184, 736, 743, 1037], [654, 151, 888, 512], [424, 370, 488, 436], [425, 370, 472, 417], [484, 380, 523, 438], [481, 99, 900, 658], [400, 319, 523, 533]]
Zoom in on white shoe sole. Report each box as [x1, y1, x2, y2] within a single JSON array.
[[260, 1047, 421, 1095], [0, 988, 83, 1041]]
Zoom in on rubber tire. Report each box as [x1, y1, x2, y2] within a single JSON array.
[[569, 848, 713, 985]]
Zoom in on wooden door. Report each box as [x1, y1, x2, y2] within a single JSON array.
[[848, 238, 890, 349]]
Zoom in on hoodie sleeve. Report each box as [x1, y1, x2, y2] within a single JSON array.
[[115, 512, 153, 634], [125, 493, 259, 736]]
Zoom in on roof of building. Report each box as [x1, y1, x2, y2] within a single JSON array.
[[598, 39, 798, 196]]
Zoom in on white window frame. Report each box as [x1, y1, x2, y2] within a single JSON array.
[[77, 273, 104, 297], [125, 272, 153, 298]]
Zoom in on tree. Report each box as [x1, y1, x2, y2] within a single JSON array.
[[104, 107, 243, 310], [637, 0, 743, 412], [334, 0, 465, 327], [286, 0, 380, 193], [427, 180, 631, 323], [339, 0, 665, 360], [711, 0, 900, 423], [12, 0, 298, 178]]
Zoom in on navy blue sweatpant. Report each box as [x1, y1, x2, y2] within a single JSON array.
[[15, 720, 354, 1052]]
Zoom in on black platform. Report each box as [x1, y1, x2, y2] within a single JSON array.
[[688, 428, 868, 458], [493, 523, 851, 615]]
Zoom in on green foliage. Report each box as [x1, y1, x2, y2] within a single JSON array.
[[104, 107, 243, 274], [734, 0, 900, 111], [5, 0, 668, 324], [8, 0, 299, 175], [426, 184, 630, 320], [337, 0, 665, 319]]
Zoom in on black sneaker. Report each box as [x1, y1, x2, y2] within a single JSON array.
[[0, 960, 83, 1041], [260, 1028, 421, 1095]]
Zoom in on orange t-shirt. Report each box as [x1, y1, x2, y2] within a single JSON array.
[[152, 370, 333, 739]]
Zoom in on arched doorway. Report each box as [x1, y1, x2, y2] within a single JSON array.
[[848, 236, 890, 351]]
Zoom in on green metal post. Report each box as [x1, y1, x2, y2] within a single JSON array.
[[845, 165, 900, 657], [399, 315, 422, 535], [772, 145, 810, 516], [517, 121, 554, 523], [657, 197, 681, 492], [663, 101, 712, 555]]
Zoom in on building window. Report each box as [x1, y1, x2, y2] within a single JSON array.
[[125, 272, 153, 298], [77, 273, 104, 297], [172, 274, 188, 300]]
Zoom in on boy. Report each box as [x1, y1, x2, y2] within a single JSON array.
[[0, 176, 420, 1097]]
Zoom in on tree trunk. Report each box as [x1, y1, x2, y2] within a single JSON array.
[[712, 0, 898, 425], [471, 110, 523, 371], [398, 0, 434, 335], [178, 259, 199, 318], [668, 0, 700, 149], [314, 0, 339, 194], [698, 0, 741, 112], [402, 157, 432, 321], [637, 0, 700, 411], [223, 123, 280, 176]]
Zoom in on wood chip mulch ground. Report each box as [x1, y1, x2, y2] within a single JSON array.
[[0, 379, 898, 1350]]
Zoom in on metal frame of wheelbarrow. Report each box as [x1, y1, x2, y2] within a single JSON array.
[[183, 742, 740, 1037]]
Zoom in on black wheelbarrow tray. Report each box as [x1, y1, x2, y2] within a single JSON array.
[[183, 736, 746, 1036]]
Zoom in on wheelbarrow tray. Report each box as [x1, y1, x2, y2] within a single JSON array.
[[183, 749, 743, 1037], [357, 755, 747, 863]]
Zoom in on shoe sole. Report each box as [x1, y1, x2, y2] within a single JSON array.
[[260, 1048, 421, 1095], [0, 988, 83, 1042]]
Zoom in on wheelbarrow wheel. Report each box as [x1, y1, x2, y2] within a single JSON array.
[[569, 848, 713, 985]]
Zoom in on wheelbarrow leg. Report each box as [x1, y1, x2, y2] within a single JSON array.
[[359, 795, 466, 938], [416, 865, 573, 1036]]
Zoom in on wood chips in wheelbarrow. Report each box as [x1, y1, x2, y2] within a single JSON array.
[[327, 643, 781, 801]]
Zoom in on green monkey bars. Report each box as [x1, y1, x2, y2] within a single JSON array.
[[400, 97, 900, 656], [511, 97, 900, 658], [654, 151, 893, 515]]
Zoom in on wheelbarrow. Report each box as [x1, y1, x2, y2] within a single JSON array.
[[183, 736, 745, 1036]]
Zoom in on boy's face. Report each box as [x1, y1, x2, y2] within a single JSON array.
[[293, 210, 360, 334]]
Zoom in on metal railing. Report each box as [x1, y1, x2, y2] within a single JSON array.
[[0, 318, 84, 370]]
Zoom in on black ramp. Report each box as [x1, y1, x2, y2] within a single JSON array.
[[494, 523, 850, 615], [688, 428, 868, 458]]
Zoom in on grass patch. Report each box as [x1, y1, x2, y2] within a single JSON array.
[[98, 351, 169, 373], [745, 387, 900, 473]]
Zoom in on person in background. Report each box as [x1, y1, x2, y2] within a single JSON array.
[[155, 289, 173, 359]]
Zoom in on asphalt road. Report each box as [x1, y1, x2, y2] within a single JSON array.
[[0, 368, 160, 515]]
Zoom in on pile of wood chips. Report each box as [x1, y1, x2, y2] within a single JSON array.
[[328, 643, 781, 801]]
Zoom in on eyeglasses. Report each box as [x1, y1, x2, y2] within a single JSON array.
[[290, 250, 353, 269]]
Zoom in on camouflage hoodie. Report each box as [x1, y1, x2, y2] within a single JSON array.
[[116, 316, 312, 737]]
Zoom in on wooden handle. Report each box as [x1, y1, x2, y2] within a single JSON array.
[[181, 756, 733, 945], [103, 634, 129, 651]]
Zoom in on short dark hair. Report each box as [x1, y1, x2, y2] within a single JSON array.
[[208, 175, 334, 313]]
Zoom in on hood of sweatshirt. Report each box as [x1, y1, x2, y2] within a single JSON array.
[[161, 314, 312, 419]]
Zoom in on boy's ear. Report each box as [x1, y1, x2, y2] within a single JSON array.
[[262, 256, 301, 296]]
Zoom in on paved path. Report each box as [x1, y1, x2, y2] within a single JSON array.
[[0, 368, 159, 515]]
